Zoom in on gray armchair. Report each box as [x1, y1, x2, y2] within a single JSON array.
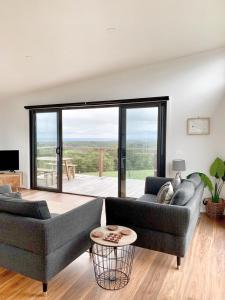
[[106, 174, 203, 269], [0, 190, 103, 293]]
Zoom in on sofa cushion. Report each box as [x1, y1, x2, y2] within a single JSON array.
[[138, 194, 157, 203], [0, 192, 22, 199], [145, 177, 173, 195], [170, 179, 195, 206], [188, 173, 202, 188], [0, 197, 51, 219], [0, 185, 12, 193]]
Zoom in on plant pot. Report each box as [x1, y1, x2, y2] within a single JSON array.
[[203, 198, 225, 219]]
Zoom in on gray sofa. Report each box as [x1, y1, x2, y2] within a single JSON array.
[[105, 174, 204, 268], [0, 185, 103, 293]]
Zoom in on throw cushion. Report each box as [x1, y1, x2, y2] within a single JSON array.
[[188, 173, 202, 188], [156, 182, 174, 204], [170, 179, 195, 206], [0, 198, 51, 219]]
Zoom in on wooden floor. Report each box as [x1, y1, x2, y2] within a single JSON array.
[[21, 189, 94, 214], [0, 190, 225, 300]]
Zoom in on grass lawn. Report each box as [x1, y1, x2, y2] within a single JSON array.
[[83, 169, 154, 180]]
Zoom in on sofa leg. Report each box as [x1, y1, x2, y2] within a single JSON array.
[[43, 282, 48, 295], [89, 246, 93, 257], [177, 257, 181, 270]]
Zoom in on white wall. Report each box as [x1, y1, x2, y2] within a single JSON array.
[[0, 48, 225, 192], [213, 98, 225, 158], [212, 97, 225, 198]]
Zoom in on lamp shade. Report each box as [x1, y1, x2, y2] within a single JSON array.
[[172, 159, 186, 171]]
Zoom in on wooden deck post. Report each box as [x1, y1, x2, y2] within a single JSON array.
[[98, 148, 104, 177]]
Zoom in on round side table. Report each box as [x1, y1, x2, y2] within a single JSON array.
[[90, 225, 137, 290]]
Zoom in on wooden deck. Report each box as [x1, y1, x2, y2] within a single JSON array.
[[38, 174, 145, 197], [63, 174, 145, 197]]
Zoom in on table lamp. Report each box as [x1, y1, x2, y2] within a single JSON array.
[[172, 159, 186, 179]]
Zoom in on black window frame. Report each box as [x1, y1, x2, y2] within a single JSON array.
[[26, 97, 168, 196]]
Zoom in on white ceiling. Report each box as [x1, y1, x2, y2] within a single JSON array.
[[0, 0, 225, 97]]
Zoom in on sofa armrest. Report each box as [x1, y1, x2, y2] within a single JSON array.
[[0, 198, 103, 255], [105, 197, 190, 236], [144, 177, 173, 195], [44, 197, 103, 254]]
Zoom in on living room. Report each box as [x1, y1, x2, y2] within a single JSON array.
[[0, 1, 225, 299]]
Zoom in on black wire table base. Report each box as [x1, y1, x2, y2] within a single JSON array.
[[92, 244, 135, 290]]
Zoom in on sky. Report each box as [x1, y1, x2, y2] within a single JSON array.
[[36, 107, 158, 142]]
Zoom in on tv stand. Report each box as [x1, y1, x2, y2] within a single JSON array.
[[0, 172, 23, 192]]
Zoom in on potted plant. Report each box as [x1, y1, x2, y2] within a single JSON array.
[[189, 157, 225, 218]]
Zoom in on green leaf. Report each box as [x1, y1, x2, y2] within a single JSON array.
[[215, 182, 218, 196], [222, 162, 225, 182], [212, 194, 220, 203], [210, 158, 225, 178], [199, 173, 214, 192]]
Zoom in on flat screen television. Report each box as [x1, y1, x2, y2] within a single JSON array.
[[0, 150, 19, 171]]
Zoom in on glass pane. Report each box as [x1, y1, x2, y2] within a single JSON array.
[[35, 112, 58, 189], [62, 107, 119, 197], [126, 107, 158, 197]]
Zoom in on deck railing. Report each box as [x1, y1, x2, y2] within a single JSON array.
[[37, 145, 157, 179]]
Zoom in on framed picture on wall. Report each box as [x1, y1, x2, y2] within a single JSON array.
[[187, 118, 210, 135]]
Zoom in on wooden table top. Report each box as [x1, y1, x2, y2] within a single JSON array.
[[90, 225, 137, 247]]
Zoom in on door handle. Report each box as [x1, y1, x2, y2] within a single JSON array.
[[121, 157, 126, 169], [56, 147, 61, 155]]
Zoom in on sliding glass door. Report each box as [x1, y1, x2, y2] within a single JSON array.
[[62, 108, 119, 196], [33, 111, 61, 191], [120, 106, 158, 197], [30, 99, 166, 196]]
